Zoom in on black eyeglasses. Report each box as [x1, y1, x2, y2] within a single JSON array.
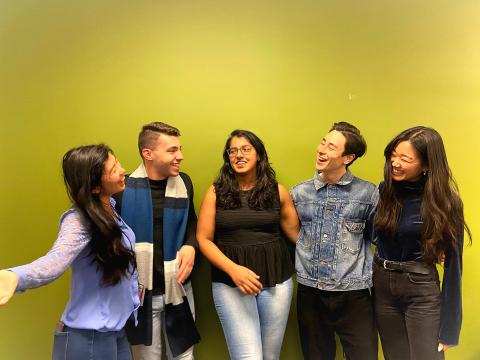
[[226, 145, 253, 157]]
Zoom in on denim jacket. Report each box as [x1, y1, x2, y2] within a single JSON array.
[[290, 170, 378, 291]]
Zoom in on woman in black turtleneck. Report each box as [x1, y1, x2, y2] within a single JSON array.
[[373, 127, 471, 360]]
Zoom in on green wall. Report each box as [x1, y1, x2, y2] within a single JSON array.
[[1, 1, 479, 358]]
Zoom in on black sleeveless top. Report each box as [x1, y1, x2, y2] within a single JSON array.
[[212, 190, 294, 287]]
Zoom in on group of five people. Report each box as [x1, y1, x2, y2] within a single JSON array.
[[0, 121, 470, 360]]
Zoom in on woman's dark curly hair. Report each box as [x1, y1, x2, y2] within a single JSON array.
[[214, 129, 278, 210]]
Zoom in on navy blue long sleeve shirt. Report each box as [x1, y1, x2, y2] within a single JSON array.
[[376, 179, 463, 346]]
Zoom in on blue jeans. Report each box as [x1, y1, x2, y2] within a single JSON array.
[[52, 326, 131, 360], [212, 277, 293, 360]]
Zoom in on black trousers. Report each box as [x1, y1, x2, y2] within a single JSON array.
[[297, 284, 378, 360], [372, 260, 444, 360]]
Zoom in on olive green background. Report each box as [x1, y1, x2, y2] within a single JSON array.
[[1, 0, 479, 359]]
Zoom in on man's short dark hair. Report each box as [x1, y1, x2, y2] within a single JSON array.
[[329, 122, 366, 166], [138, 122, 180, 156]]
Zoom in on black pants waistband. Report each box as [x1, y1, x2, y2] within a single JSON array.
[[374, 255, 434, 275]]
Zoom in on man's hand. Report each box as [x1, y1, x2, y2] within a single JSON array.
[[176, 245, 195, 284], [0, 270, 18, 306]]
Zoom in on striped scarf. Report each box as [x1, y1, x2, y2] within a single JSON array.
[[121, 163, 199, 356]]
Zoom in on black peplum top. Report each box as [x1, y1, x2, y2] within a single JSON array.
[[212, 190, 294, 288]]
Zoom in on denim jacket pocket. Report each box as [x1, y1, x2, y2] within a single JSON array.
[[340, 220, 366, 254], [297, 222, 313, 252]]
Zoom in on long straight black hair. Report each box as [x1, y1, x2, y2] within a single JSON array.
[[375, 127, 472, 264], [214, 129, 278, 210], [62, 144, 136, 285]]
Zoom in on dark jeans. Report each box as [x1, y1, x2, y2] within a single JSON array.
[[52, 326, 132, 360], [372, 260, 444, 360], [297, 284, 378, 360]]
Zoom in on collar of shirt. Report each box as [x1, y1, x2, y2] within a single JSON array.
[[314, 169, 354, 190]]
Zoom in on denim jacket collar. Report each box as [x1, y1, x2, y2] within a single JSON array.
[[314, 169, 354, 190]]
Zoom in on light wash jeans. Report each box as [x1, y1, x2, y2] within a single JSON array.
[[52, 327, 131, 360], [132, 282, 195, 360], [212, 277, 293, 360]]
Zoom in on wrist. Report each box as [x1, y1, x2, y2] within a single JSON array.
[[225, 262, 239, 277]]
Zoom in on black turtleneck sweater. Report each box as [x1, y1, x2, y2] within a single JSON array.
[[376, 178, 426, 262], [376, 178, 464, 346]]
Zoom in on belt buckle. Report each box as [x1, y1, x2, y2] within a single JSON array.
[[383, 259, 389, 270]]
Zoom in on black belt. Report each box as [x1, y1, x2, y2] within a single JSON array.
[[374, 255, 433, 275]]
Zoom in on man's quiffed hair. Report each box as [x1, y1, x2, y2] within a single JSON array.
[[138, 122, 180, 156], [329, 121, 366, 166]]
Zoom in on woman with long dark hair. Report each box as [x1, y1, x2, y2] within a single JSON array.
[[197, 129, 299, 359], [0, 144, 139, 360], [373, 127, 471, 359]]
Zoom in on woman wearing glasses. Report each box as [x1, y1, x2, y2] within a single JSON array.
[[197, 129, 299, 359]]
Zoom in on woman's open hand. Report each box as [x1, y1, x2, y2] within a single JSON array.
[[0, 270, 18, 306]]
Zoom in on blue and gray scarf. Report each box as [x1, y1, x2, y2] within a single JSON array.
[[122, 163, 199, 356]]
